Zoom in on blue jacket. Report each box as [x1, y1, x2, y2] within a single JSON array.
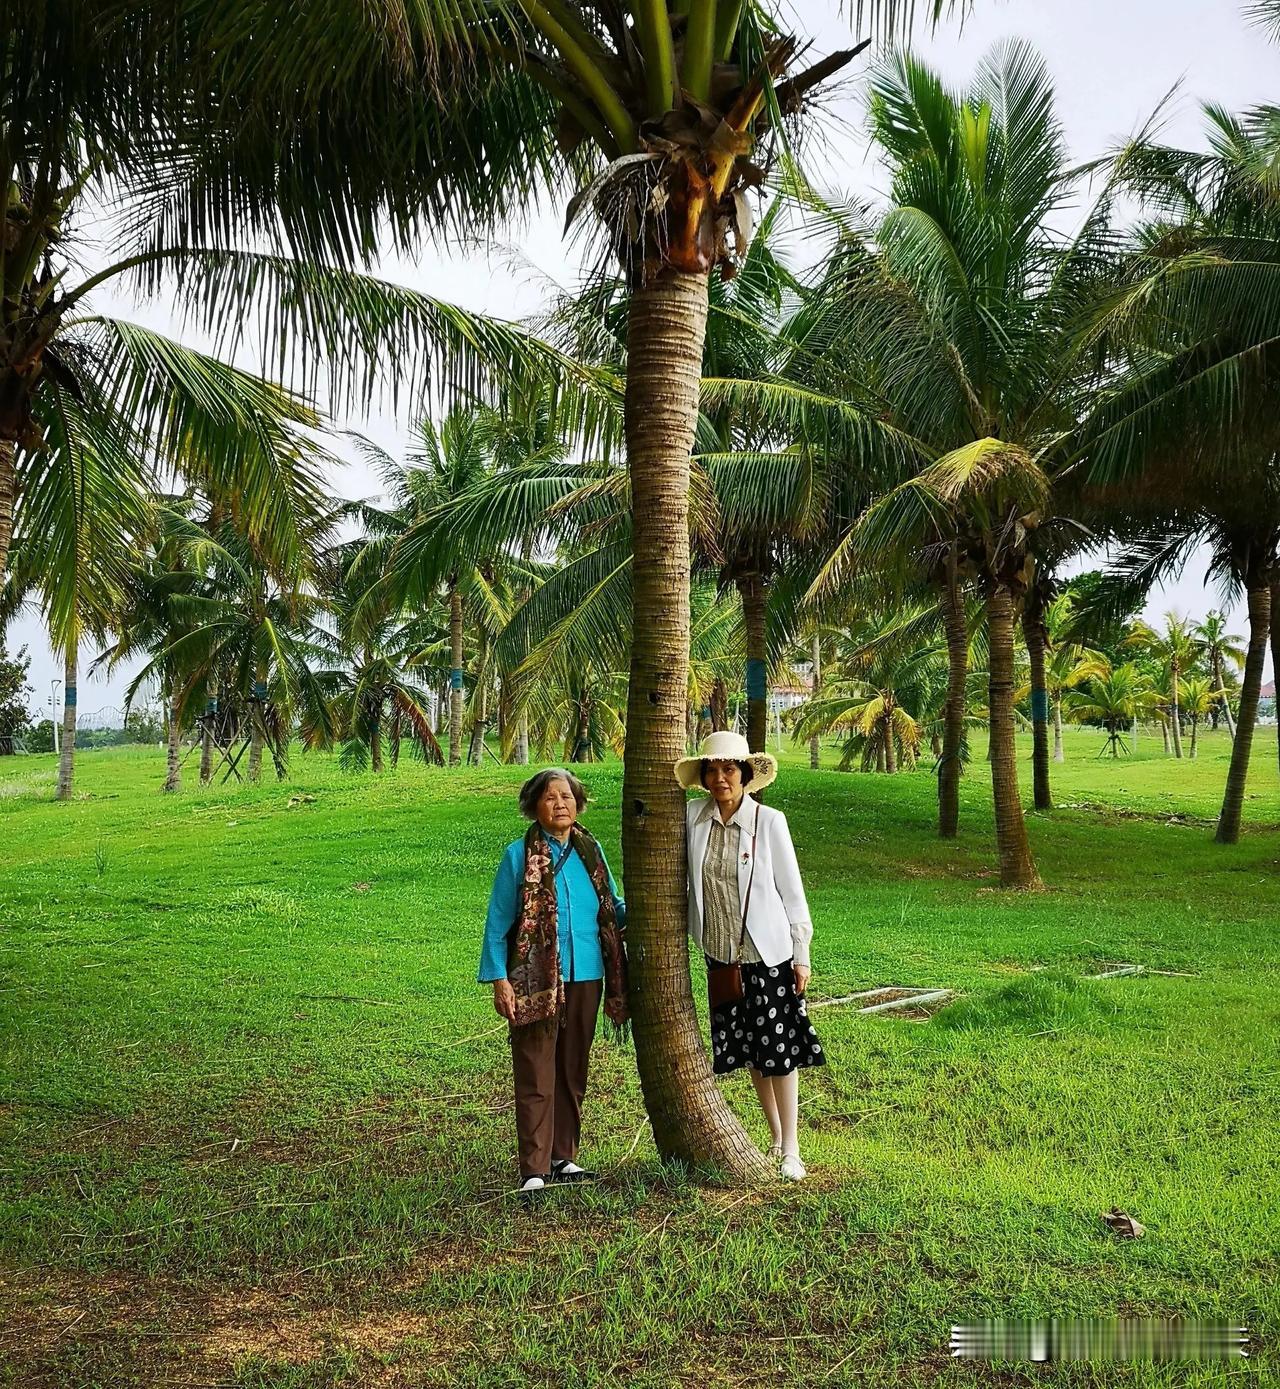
[[478, 830, 626, 983]]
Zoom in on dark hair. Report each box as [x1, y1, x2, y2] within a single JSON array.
[[518, 768, 588, 820], [699, 759, 754, 789]]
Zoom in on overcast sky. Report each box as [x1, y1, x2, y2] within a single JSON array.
[[9, 0, 1278, 721]]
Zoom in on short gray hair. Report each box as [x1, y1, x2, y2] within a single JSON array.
[[518, 768, 588, 820]]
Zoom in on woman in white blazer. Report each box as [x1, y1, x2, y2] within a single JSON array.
[[676, 731, 825, 1181]]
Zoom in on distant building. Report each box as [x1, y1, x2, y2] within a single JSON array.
[[770, 681, 811, 713], [1261, 679, 1276, 725]]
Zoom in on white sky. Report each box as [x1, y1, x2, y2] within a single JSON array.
[[8, 0, 1278, 720]]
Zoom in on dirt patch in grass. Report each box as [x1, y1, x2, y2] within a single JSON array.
[[1, 1265, 475, 1385]]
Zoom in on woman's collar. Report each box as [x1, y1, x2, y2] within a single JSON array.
[[700, 792, 755, 828]]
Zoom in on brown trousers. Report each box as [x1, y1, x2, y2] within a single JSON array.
[[509, 979, 602, 1178]]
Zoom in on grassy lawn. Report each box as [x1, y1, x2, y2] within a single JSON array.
[[1, 729, 1277, 1387]]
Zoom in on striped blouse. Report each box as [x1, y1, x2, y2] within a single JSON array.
[[701, 815, 762, 964]]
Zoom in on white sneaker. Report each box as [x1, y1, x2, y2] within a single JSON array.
[[517, 1175, 547, 1193], [779, 1153, 807, 1182]]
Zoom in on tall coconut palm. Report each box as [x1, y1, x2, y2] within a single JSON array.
[[374, 410, 546, 768], [320, 540, 444, 773], [2, 394, 149, 798], [1179, 675, 1220, 760], [1064, 662, 1159, 758], [104, 0, 950, 1179], [791, 611, 946, 773], [99, 501, 206, 793], [1127, 614, 1201, 759], [1031, 592, 1110, 764], [127, 516, 339, 780], [728, 44, 1140, 884], [1194, 610, 1245, 736], [1092, 105, 1280, 841]]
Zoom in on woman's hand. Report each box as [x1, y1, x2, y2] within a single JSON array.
[[492, 979, 517, 1022], [793, 964, 811, 996]]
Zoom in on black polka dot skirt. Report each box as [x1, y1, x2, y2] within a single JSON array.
[[707, 957, 826, 1077]]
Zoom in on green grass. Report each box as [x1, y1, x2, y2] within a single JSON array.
[[2, 728, 1278, 1387]]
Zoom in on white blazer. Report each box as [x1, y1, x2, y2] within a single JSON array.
[[685, 793, 813, 969]]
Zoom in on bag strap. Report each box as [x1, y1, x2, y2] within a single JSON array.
[[733, 802, 760, 961]]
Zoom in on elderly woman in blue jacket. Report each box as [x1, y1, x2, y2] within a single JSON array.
[[677, 731, 825, 1182], [479, 768, 627, 1196]]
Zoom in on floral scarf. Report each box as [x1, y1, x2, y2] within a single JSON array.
[[507, 822, 630, 1042]]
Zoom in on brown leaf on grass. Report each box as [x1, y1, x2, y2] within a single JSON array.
[[1101, 1207, 1146, 1239]]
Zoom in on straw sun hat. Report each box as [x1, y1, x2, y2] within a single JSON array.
[[674, 730, 778, 793]]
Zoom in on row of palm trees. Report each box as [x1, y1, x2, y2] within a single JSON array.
[[792, 600, 1250, 765], [6, 1, 1280, 1183]]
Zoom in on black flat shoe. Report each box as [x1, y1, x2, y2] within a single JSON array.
[[550, 1159, 597, 1184], [516, 1174, 552, 1202]]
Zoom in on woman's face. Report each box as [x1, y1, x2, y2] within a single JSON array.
[[704, 759, 744, 803], [536, 778, 579, 835]]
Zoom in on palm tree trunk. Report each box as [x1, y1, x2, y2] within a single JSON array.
[[938, 563, 967, 838], [737, 572, 768, 754], [621, 268, 769, 1183], [0, 438, 14, 587], [1270, 580, 1280, 778], [1214, 651, 1237, 739], [370, 718, 383, 772], [573, 702, 591, 762], [875, 741, 886, 773], [710, 677, 727, 732], [199, 717, 214, 785], [468, 673, 489, 765], [513, 561, 532, 766], [390, 709, 401, 767], [883, 713, 897, 774], [56, 640, 77, 801], [1216, 582, 1270, 845], [1053, 693, 1065, 763], [1022, 602, 1052, 810], [986, 585, 1041, 888], [448, 583, 464, 767], [809, 632, 821, 770], [1190, 714, 1199, 760], [1160, 719, 1171, 755], [247, 717, 264, 782], [1169, 663, 1183, 758], [246, 665, 267, 782], [469, 636, 491, 765], [164, 703, 181, 792]]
